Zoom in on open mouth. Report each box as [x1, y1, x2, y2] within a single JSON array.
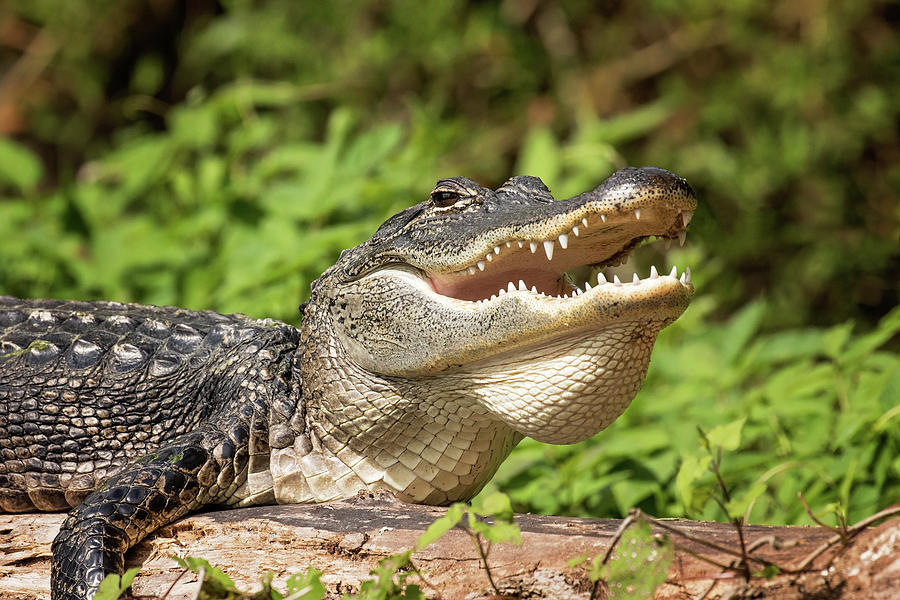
[[427, 207, 694, 303]]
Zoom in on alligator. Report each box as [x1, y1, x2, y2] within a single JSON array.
[[0, 166, 696, 599]]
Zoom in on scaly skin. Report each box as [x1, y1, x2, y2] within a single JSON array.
[[0, 166, 696, 599]]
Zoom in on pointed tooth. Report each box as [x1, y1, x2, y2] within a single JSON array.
[[664, 238, 672, 250], [597, 272, 607, 284], [543, 240, 555, 261], [468, 266, 477, 275], [572, 225, 580, 236], [685, 266, 692, 283], [507, 281, 516, 293], [633, 273, 640, 284], [531, 286, 538, 294], [494, 246, 501, 254], [530, 241, 538, 253], [575, 288, 583, 295], [486, 253, 493, 262], [518, 280, 527, 291], [669, 265, 677, 278], [650, 265, 659, 279], [582, 217, 589, 227], [477, 261, 486, 271], [634, 209, 641, 220], [613, 275, 622, 286], [558, 233, 568, 249], [584, 281, 591, 291], [680, 272, 686, 283], [517, 240, 524, 248], [505, 241, 512, 248], [678, 230, 687, 247], [490, 294, 496, 300], [681, 211, 694, 227], [498, 287, 506, 295]]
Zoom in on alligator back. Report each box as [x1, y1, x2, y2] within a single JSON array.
[[0, 296, 298, 513]]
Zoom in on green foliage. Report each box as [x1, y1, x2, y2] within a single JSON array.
[[569, 518, 673, 600], [348, 551, 423, 600], [92, 567, 140, 600], [171, 556, 242, 599], [602, 519, 673, 599]]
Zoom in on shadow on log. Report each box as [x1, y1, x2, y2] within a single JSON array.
[[1, 494, 898, 599]]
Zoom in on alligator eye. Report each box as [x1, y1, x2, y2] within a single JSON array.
[[431, 190, 461, 208]]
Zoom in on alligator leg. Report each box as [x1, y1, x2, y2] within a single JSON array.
[[50, 426, 248, 600]]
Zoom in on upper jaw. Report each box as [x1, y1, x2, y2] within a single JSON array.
[[427, 189, 696, 302]]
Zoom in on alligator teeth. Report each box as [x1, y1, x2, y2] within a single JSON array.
[[582, 217, 589, 227], [613, 275, 621, 285], [597, 272, 607, 284], [507, 281, 516, 293], [486, 253, 493, 262], [505, 241, 512, 248], [558, 233, 568, 249], [531, 286, 538, 294], [600, 214, 606, 223], [679, 272, 686, 284], [572, 225, 579, 236], [664, 239, 672, 250], [633, 273, 640, 284], [584, 280, 591, 290], [468, 266, 477, 275], [682, 211, 694, 227], [498, 287, 506, 296], [685, 266, 692, 284], [518, 280, 527, 291], [650, 265, 659, 279], [575, 288, 583, 295], [678, 230, 687, 247], [543, 240, 555, 261], [529, 242, 538, 253], [517, 240, 524, 248], [494, 246, 501, 254], [477, 261, 486, 271], [634, 209, 641, 220], [669, 265, 677, 278]]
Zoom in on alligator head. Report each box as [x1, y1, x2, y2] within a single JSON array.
[[289, 167, 696, 504]]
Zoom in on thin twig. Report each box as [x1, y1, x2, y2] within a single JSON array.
[[798, 491, 846, 542], [634, 510, 793, 573], [157, 568, 190, 599], [792, 504, 900, 571]]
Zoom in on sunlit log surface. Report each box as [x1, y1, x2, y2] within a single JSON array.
[[2, 494, 898, 599]]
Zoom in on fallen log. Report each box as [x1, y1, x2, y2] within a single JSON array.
[[1, 494, 898, 599]]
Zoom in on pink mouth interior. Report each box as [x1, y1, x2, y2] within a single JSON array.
[[430, 264, 564, 300]]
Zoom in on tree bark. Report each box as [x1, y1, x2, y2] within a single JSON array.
[[1, 494, 898, 599]]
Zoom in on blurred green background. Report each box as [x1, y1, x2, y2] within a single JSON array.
[[1, 0, 898, 525]]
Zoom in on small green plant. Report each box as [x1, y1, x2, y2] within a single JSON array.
[[415, 491, 522, 595], [92, 567, 141, 600], [570, 517, 673, 600]]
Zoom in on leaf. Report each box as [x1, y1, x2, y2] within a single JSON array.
[[0, 137, 43, 192], [676, 453, 711, 510], [285, 567, 326, 600], [476, 491, 514, 522], [170, 555, 237, 591], [725, 482, 767, 521], [477, 520, 522, 545], [415, 503, 464, 549], [705, 418, 746, 452]]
